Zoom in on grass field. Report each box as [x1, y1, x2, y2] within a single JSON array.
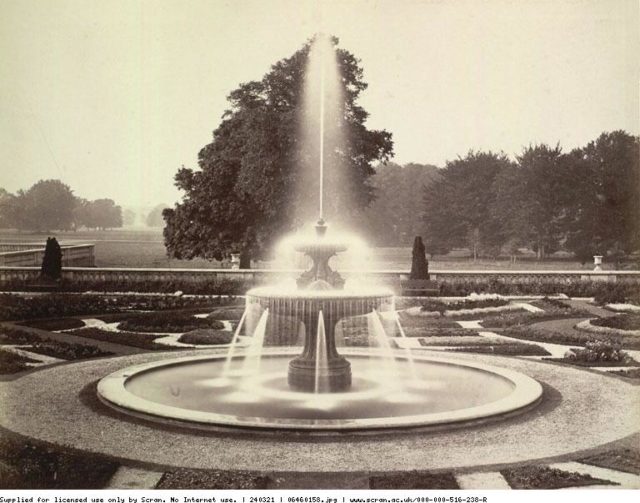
[[0, 228, 624, 270]]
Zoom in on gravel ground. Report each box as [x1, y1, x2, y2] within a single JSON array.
[[0, 349, 638, 473]]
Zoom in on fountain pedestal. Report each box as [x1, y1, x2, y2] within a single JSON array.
[[288, 307, 351, 392]]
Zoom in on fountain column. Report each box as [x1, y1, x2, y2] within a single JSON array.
[[288, 301, 351, 392]]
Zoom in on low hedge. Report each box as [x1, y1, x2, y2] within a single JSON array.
[[117, 312, 224, 333], [207, 307, 246, 321], [578, 449, 640, 475], [178, 329, 234, 345]]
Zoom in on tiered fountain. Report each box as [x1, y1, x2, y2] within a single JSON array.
[[97, 35, 542, 431]]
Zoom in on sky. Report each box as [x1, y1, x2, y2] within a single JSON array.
[[1, 0, 638, 208]]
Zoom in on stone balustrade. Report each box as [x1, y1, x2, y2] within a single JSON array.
[[0, 244, 95, 267], [0, 265, 638, 292]]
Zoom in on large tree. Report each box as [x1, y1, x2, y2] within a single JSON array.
[[423, 151, 513, 258], [491, 144, 566, 259], [562, 131, 640, 263], [163, 36, 393, 266], [14, 180, 76, 231]]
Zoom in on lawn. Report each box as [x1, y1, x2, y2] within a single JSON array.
[[0, 229, 615, 270]]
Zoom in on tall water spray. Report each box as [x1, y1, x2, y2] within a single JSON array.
[[299, 34, 344, 223]]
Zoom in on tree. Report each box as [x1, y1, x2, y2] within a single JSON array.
[[562, 131, 640, 262], [491, 144, 566, 259], [0, 188, 17, 229], [356, 162, 440, 246], [163, 35, 393, 265], [146, 204, 168, 228], [74, 198, 123, 230], [423, 151, 512, 258], [16, 180, 76, 231]]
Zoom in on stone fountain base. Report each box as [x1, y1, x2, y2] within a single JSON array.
[[288, 355, 351, 392]]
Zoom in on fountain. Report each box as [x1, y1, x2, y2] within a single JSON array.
[[97, 35, 542, 431]]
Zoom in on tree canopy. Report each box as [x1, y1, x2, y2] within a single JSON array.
[[163, 36, 393, 264]]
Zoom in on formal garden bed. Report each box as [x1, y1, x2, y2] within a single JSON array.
[[0, 293, 239, 322], [545, 340, 638, 367], [63, 327, 176, 350], [0, 327, 112, 361], [578, 449, 640, 475], [156, 469, 271, 489], [501, 325, 640, 349], [591, 314, 640, 331], [0, 434, 118, 489], [500, 465, 613, 489], [117, 312, 225, 333], [0, 350, 39, 374], [368, 471, 459, 489], [444, 342, 550, 356], [19, 318, 86, 331], [178, 329, 234, 345]]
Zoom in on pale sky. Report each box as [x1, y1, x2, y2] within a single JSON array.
[[1, 0, 638, 207]]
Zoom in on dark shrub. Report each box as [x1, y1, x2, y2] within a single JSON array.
[[40, 237, 62, 280], [178, 329, 234, 345], [568, 339, 635, 364], [409, 236, 430, 280]]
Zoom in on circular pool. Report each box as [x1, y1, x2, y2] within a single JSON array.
[[98, 349, 543, 430]]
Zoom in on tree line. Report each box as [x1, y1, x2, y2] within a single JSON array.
[[418, 131, 639, 263], [0, 179, 123, 231]]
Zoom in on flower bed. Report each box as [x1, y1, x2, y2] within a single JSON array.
[[591, 314, 640, 331], [0, 435, 118, 488], [576, 318, 640, 337], [117, 312, 225, 333], [502, 325, 640, 350], [0, 349, 39, 374], [420, 298, 509, 314], [559, 340, 637, 366], [609, 368, 640, 379], [444, 343, 550, 356], [369, 471, 459, 489], [481, 306, 591, 328], [19, 318, 86, 331], [1, 327, 113, 360], [156, 469, 271, 489], [207, 306, 246, 321], [397, 312, 461, 328], [578, 449, 640, 475], [178, 329, 234, 345], [0, 293, 235, 322], [501, 465, 613, 489], [65, 327, 172, 350], [402, 327, 474, 338]]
